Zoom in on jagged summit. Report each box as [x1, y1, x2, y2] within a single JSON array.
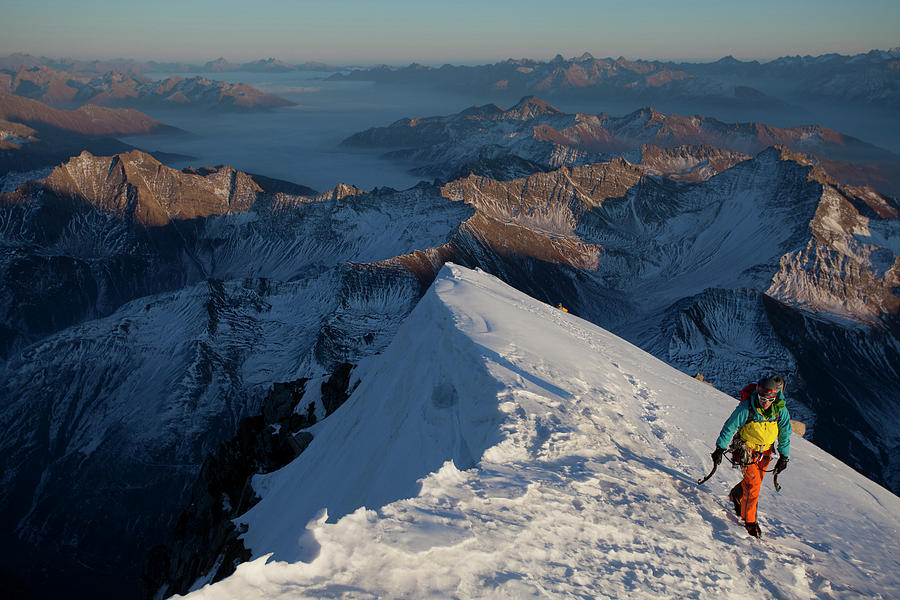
[[714, 55, 745, 65], [177, 264, 900, 599], [2, 150, 352, 227], [243, 57, 297, 72], [8, 150, 262, 226], [312, 182, 367, 202]]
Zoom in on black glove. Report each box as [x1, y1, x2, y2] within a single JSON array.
[[774, 455, 789, 475], [712, 446, 725, 466]]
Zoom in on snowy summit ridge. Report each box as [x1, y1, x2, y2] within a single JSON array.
[[181, 264, 900, 599]]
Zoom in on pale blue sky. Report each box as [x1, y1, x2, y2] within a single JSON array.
[[2, 0, 898, 65]]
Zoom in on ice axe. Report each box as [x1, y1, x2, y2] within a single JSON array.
[[696, 458, 718, 486]]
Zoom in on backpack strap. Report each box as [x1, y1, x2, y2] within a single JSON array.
[[739, 383, 756, 404]]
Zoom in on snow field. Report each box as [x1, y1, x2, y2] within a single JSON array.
[[179, 264, 899, 599]]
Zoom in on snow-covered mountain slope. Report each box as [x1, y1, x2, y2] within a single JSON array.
[[180, 264, 900, 600], [0, 264, 424, 598], [443, 147, 900, 493], [0, 161, 470, 596], [0, 153, 472, 357]]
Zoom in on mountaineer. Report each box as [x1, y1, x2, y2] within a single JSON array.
[[710, 376, 791, 538]]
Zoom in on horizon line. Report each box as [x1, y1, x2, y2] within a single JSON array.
[[2, 46, 898, 70]]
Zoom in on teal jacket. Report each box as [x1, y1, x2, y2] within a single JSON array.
[[716, 391, 791, 457]]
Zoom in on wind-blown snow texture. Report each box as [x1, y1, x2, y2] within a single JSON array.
[[180, 264, 900, 600]]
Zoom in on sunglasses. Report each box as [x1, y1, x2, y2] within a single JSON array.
[[758, 388, 778, 402]]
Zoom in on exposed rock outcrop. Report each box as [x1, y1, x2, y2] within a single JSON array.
[[31, 150, 262, 226]]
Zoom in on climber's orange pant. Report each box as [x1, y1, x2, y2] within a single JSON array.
[[738, 450, 773, 523]]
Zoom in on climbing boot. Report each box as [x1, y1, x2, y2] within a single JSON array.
[[745, 521, 762, 538]]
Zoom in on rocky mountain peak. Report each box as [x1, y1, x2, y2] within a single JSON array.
[[244, 57, 297, 71], [32, 150, 262, 226], [732, 146, 900, 323], [439, 159, 648, 270], [315, 183, 367, 202], [714, 55, 743, 65]]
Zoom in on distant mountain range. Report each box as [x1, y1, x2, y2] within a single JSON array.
[[202, 56, 336, 72], [2, 49, 896, 112], [672, 48, 900, 108], [332, 54, 786, 110], [0, 65, 296, 111], [343, 96, 900, 195], [331, 48, 900, 110]]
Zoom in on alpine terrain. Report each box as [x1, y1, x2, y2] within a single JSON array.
[[173, 263, 900, 599], [1, 135, 898, 597]]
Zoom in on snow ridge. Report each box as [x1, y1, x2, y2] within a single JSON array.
[[181, 264, 900, 600]]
